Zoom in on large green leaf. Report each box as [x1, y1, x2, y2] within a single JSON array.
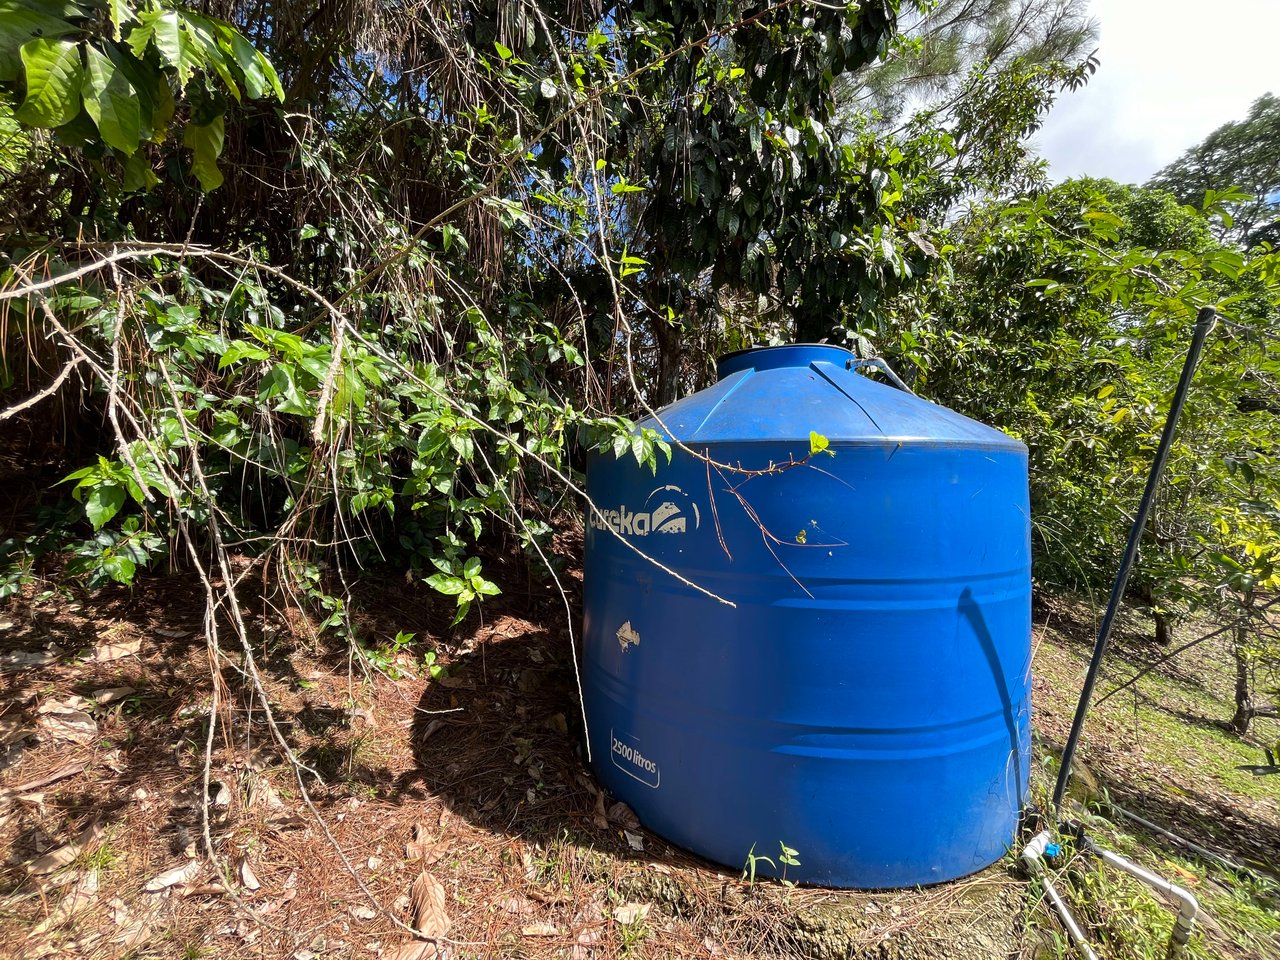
[[108, 0, 134, 41], [129, 8, 201, 88], [182, 112, 223, 190], [179, 13, 237, 100], [81, 44, 140, 153], [84, 484, 125, 530], [121, 149, 157, 191], [15, 37, 82, 128], [216, 21, 282, 101], [0, 2, 76, 82]]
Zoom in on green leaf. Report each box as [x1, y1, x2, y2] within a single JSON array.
[[108, 0, 135, 41], [84, 484, 126, 530], [15, 37, 83, 128], [473, 578, 501, 597], [122, 149, 158, 190], [539, 77, 556, 99], [182, 114, 224, 191], [0, 3, 76, 82], [462, 557, 482, 579], [809, 431, 830, 456], [218, 340, 269, 367], [131, 9, 201, 88], [494, 41, 513, 60], [149, 71, 174, 138], [178, 13, 238, 100], [81, 44, 141, 154], [217, 23, 282, 101], [425, 572, 466, 596]]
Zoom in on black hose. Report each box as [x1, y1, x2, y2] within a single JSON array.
[[1052, 307, 1218, 811]]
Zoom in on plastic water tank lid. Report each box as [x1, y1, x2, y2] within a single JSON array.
[[716, 344, 853, 380]]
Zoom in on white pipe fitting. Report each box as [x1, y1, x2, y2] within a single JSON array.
[[1083, 838, 1200, 957], [1021, 831, 1101, 960]]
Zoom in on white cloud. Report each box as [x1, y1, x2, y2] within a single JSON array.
[[1035, 0, 1280, 184]]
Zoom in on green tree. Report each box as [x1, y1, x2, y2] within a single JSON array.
[[879, 177, 1280, 732], [846, 0, 1097, 123], [1149, 92, 1280, 247]]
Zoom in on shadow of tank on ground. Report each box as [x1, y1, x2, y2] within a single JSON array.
[[408, 622, 1026, 960]]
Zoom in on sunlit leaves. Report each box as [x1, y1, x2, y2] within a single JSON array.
[[82, 45, 140, 154], [0, 3, 77, 82], [1, 2, 283, 192], [15, 38, 82, 127]]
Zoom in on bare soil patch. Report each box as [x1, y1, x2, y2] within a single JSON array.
[[1, 572, 1277, 958]]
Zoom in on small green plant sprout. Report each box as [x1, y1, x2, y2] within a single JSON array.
[[808, 431, 834, 457], [425, 556, 501, 625], [422, 648, 445, 680], [742, 842, 776, 885], [778, 842, 801, 885]]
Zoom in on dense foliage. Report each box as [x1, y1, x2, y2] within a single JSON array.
[[1, 2, 1276, 731]]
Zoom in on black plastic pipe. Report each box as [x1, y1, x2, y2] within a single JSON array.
[[1052, 306, 1217, 811]]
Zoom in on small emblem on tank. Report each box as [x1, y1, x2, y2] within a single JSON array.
[[616, 621, 640, 652]]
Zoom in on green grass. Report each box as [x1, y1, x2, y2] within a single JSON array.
[[1028, 619, 1280, 958]]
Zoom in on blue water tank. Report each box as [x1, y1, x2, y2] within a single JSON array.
[[582, 344, 1030, 888]]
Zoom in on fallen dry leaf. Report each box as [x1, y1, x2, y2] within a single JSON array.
[[591, 791, 608, 830], [607, 801, 640, 830], [0, 716, 30, 746], [93, 637, 142, 662], [522, 922, 559, 937], [624, 830, 644, 852], [239, 858, 261, 891], [27, 820, 102, 876], [32, 868, 99, 934], [499, 895, 535, 916], [36, 700, 97, 744], [350, 904, 376, 920], [612, 902, 650, 925], [93, 687, 137, 705], [143, 860, 201, 892], [405, 822, 441, 861], [409, 871, 451, 939], [0, 647, 63, 674], [180, 883, 227, 897], [383, 941, 438, 960], [258, 887, 297, 916], [153, 628, 191, 638]]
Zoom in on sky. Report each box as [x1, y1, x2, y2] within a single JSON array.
[[1035, 0, 1280, 185]]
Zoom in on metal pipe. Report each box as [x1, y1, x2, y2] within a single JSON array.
[[1021, 831, 1101, 960], [1110, 802, 1250, 876], [1080, 835, 1200, 958], [1052, 307, 1217, 811]]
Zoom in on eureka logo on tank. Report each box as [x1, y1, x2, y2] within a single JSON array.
[[590, 484, 701, 537]]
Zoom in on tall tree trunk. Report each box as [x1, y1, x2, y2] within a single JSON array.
[[1231, 589, 1257, 735], [652, 316, 683, 406]]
